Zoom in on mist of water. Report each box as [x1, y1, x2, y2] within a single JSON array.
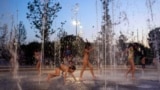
[[9, 38, 22, 90], [97, 0, 160, 89]]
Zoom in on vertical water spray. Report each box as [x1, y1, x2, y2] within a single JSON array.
[[40, 0, 46, 84], [148, 28, 160, 83], [9, 28, 22, 90], [154, 30, 160, 83], [146, 0, 154, 22], [101, 0, 113, 89], [146, 0, 156, 29], [95, 0, 102, 74], [38, 0, 48, 84], [146, 0, 160, 83], [7, 8, 22, 90], [111, 0, 117, 77]]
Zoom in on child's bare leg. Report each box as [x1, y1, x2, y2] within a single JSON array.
[[80, 64, 86, 80], [131, 63, 135, 80], [88, 63, 95, 79], [131, 70, 135, 80], [126, 60, 133, 78], [47, 73, 60, 82], [47, 68, 60, 82], [36, 62, 41, 75], [46, 73, 59, 82], [126, 67, 132, 78]]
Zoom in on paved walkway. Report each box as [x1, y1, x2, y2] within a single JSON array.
[[0, 66, 160, 90], [0, 65, 157, 72]]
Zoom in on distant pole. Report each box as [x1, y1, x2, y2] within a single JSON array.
[[75, 14, 78, 36], [10, 15, 14, 44], [17, 9, 18, 27], [142, 29, 144, 44], [137, 29, 138, 42], [16, 8, 18, 52], [72, 3, 79, 36]]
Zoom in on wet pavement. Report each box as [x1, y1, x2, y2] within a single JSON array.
[[0, 67, 160, 90]]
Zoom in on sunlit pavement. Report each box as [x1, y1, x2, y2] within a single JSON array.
[[0, 66, 160, 90]]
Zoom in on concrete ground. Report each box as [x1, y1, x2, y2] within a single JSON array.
[[0, 66, 160, 90]]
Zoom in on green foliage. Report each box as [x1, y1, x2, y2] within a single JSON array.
[[44, 42, 54, 58], [57, 21, 67, 39], [60, 35, 85, 57], [0, 24, 10, 61], [0, 48, 11, 61], [0, 24, 8, 46], [26, 0, 62, 42], [129, 42, 153, 65], [20, 41, 55, 65], [148, 27, 160, 61], [20, 41, 41, 65]]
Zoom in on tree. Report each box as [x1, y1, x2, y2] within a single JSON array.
[[0, 24, 8, 47], [148, 27, 160, 61], [60, 35, 84, 57], [21, 41, 41, 65], [27, 0, 62, 42], [0, 24, 11, 61], [118, 31, 127, 51], [17, 21, 27, 45], [101, 0, 112, 64], [57, 21, 67, 39]]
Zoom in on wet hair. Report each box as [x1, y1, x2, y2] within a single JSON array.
[[69, 65, 76, 71], [85, 42, 91, 49], [34, 49, 41, 52], [128, 43, 133, 48]]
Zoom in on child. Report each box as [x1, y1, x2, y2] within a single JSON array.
[[126, 44, 135, 80], [79, 42, 96, 80], [34, 50, 41, 75], [46, 62, 76, 83]]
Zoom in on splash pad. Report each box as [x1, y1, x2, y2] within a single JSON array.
[[0, 66, 160, 90]]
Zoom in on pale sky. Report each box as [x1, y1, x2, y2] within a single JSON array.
[[0, 0, 160, 44]]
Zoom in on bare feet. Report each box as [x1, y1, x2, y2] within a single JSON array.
[[125, 74, 128, 79], [79, 77, 83, 81], [93, 76, 96, 80], [38, 73, 41, 77], [46, 77, 50, 83], [132, 77, 135, 80], [46, 74, 51, 83]]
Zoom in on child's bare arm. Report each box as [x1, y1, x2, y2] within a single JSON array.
[[69, 73, 77, 81], [63, 70, 68, 82]]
